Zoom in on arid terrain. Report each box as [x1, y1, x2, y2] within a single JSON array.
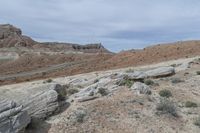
[[0, 56, 200, 133], [1, 24, 200, 85], [0, 24, 200, 133]]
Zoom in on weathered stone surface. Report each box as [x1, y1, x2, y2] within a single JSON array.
[[0, 84, 66, 120], [78, 96, 99, 102], [175, 62, 191, 72], [0, 100, 30, 133], [75, 84, 98, 99], [74, 77, 118, 101], [145, 66, 175, 78], [22, 89, 59, 119], [0, 24, 36, 48], [0, 24, 21, 39], [131, 82, 151, 95], [126, 71, 148, 80]]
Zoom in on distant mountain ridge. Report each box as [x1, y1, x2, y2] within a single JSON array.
[[0, 24, 111, 53]]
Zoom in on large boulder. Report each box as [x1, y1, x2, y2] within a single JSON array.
[[0, 100, 30, 133], [22, 89, 59, 119], [125, 71, 148, 80], [0, 83, 66, 120], [131, 82, 151, 95], [145, 66, 175, 78]]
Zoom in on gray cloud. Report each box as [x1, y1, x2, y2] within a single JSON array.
[[0, 0, 200, 52]]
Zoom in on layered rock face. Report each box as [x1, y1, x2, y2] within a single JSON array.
[[0, 83, 67, 132], [0, 100, 30, 133], [39, 42, 110, 53], [0, 24, 111, 53], [0, 24, 36, 48], [0, 24, 22, 39]]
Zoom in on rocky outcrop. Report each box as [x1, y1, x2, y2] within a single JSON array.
[[0, 24, 111, 53], [0, 24, 36, 48], [122, 67, 175, 81], [125, 71, 148, 80], [0, 84, 66, 120], [40, 42, 110, 53], [131, 82, 151, 95], [21, 84, 66, 120], [145, 66, 175, 78], [0, 100, 30, 133], [0, 24, 21, 39]]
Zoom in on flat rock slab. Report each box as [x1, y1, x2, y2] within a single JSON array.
[[126, 71, 148, 80], [145, 66, 175, 78]]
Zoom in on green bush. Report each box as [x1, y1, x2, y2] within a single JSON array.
[[171, 78, 184, 84], [156, 98, 177, 117], [159, 89, 172, 98], [144, 79, 154, 85], [170, 64, 177, 67], [94, 79, 99, 83], [118, 79, 134, 88], [185, 101, 198, 108], [194, 116, 200, 127], [98, 88, 108, 96], [117, 76, 134, 88], [196, 71, 200, 75], [76, 110, 87, 123], [126, 69, 134, 73], [43, 79, 53, 83]]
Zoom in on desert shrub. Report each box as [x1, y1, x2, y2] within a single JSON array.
[[170, 64, 177, 67], [185, 101, 198, 108], [89, 91, 94, 96], [126, 69, 134, 73], [144, 79, 154, 85], [117, 79, 134, 88], [43, 79, 53, 83], [94, 79, 99, 83], [54, 84, 67, 101], [42, 72, 46, 76], [75, 109, 87, 123], [196, 71, 200, 75], [98, 88, 108, 96], [194, 116, 200, 127], [76, 112, 86, 123], [171, 78, 184, 84], [77, 85, 83, 89], [184, 72, 189, 76], [117, 76, 134, 88], [159, 89, 172, 98], [156, 98, 177, 117]]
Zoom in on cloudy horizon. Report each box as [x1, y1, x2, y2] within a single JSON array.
[[0, 0, 200, 52]]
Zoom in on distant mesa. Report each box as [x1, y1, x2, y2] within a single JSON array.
[[0, 24, 111, 53], [0, 24, 36, 48]]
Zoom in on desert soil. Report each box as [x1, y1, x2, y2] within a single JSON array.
[[1, 56, 199, 133]]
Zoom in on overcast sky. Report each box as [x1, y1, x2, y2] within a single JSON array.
[[0, 0, 200, 52]]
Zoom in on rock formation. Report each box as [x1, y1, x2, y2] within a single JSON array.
[[0, 24, 111, 53], [0, 100, 30, 133], [0, 24, 36, 48]]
